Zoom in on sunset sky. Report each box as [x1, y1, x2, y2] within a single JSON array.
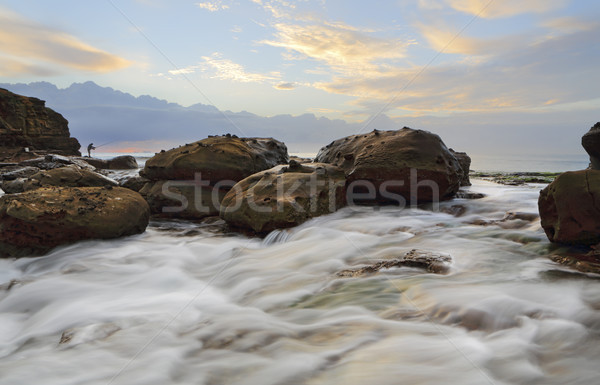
[[1, 0, 599, 157]]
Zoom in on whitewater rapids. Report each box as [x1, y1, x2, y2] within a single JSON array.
[[0, 180, 599, 385]]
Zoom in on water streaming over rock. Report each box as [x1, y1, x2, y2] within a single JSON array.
[[0, 180, 599, 384]]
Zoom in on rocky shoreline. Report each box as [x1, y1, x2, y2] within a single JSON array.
[[1, 87, 600, 276]]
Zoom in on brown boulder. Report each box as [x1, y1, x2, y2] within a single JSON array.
[[0, 186, 150, 258], [21, 165, 117, 192], [220, 162, 346, 233], [538, 170, 600, 245], [141, 135, 288, 182], [0, 88, 80, 160], [108, 155, 138, 170], [139, 180, 227, 219], [582, 122, 600, 170], [315, 127, 462, 203]]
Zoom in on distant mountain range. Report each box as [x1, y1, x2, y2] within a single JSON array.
[[0, 81, 397, 153]]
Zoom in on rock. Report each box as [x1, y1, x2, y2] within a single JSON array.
[[78, 155, 139, 170], [550, 253, 600, 275], [141, 136, 288, 182], [454, 191, 486, 199], [21, 165, 118, 191], [337, 249, 452, 277], [582, 122, 600, 170], [139, 180, 227, 219], [0, 88, 80, 161], [75, 157, 109, 169], [220, 162, 346, 233], [0, 178, 27, 194], [539, 170, 600, 245], [440, 204, 467, 217], [107, 155, 138, 170], [314, 127, 463, 204], [289, 155, 313, 164], [0, 165, 40, 180], [0, 186, 150, 258], [502, 211, 538, 222], [120, 175, 150, 192], [450, 149, 471, 186], [20, 154, 95, 171]]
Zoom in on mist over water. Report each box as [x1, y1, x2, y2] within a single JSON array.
[[1, 179, 599, 384]]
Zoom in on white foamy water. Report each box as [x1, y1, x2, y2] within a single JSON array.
[[1, 180, 599, 385]]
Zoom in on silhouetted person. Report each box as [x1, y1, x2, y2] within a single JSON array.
[[87, 143, 96, 157]]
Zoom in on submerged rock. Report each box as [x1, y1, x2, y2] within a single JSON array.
[[0, 186, 150, 258], [337, 249, 452, 277], [539, 170, 600, 245], [315, 127, 463, 204], [220, 162, 346, 233]]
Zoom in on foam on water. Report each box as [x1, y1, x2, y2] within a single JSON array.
[[0, 180, 599, 384]]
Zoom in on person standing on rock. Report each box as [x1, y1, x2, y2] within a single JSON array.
[[87, 143, 96, 157]]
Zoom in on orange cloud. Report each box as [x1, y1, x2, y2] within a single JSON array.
[[0, 7, 130, 74]]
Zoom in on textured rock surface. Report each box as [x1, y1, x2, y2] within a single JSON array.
[[337, 249, 452, 277], [0, 186, 150, 258], [538, 170, 600, 245], [450, 149, 471, 186], [141, 135, 288, 182], [220, 162, 346, 233], [0, 88, 80, 160], [582, 122, 600, 170], [21, 165, 118, 192], [139, 180, 226, 219], [107, 155, 138, 170], [315, 127, 462, 203]]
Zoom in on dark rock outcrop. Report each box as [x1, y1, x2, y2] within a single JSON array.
[[315, 127, 463, 204], [582, 122, 600, 170], [120, 175, 150, 192], [76, 155, 139, 170], [0, 88, 80, 161], [0, 186, 150, 258], [450, 149, 471, 186], [539, 170, 600, 245], [220, 162, 346, 233], [140, 135, 289, 218]]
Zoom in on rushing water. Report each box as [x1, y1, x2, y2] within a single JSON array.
[[1, 180, 599, 385]]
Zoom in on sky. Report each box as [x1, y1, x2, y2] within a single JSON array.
[[0, 0, 599, 158]]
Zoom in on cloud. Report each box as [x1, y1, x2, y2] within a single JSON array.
[[442, 0, 569, 19], [195, 1, 229, 12], [274, 82, 296, 90], [315, 25, 600, 114], [0, 56, 59, 77], [0, 8, 130, 74], [261, 22, 410, 76], [541, 17, 598, 34], [418, 24, 527, 55], [201, 52, 281, 83]]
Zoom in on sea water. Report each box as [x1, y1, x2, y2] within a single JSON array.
[[0, 179, 599, 385]]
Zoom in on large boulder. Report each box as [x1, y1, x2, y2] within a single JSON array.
[[315, 127, 462, 203], [450, 149, 471, 186], [141, 135, 288, 182], [0, 88, 80, 161], [0, 186, 150, 258], [108, 155, 138, 170], [139, 180, 227, 219], [21, 165, 118, 192], [538, 170, 600, 245], [139, 135, 289, 219], [582, 122, 600, 170], [76, 155, 139, 170], [220, 161, 346, 233]]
